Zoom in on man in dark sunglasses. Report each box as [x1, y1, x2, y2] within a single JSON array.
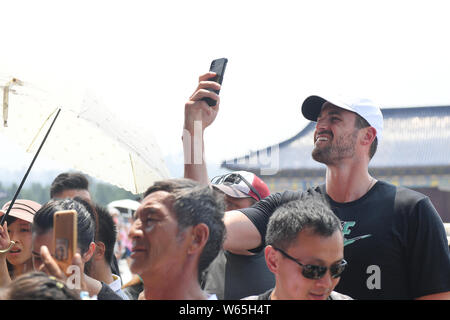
[[243, 198, 351, 300]]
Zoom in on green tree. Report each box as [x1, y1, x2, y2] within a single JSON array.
[[0, 180, 139, 208], [90, 181, 138, 206]]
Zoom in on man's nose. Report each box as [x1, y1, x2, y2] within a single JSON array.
[[315, 271, 334, 289], [316, 117, 329, 131], [128, 220, 143, 239]]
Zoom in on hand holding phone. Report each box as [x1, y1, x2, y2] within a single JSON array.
[[53, 210, 77, 275], [201, 58, 228, 107]]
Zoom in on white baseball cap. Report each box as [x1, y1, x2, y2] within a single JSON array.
[[301, 95, 384, 142]]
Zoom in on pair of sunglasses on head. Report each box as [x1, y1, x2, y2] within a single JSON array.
[[211, 173, 262, 201], [273, 247, 347, 280]]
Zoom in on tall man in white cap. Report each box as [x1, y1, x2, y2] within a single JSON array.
[[243, 95, 450, 299], [184, 72, 450, 299]]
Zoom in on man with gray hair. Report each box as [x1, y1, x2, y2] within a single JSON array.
[[244, 197, 351, 300], [128, 178, 226, 299]]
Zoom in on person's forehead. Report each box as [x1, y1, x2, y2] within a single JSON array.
[[32, 230, 53, 249], [9, 219, 31, 227], [290, 229, 344, 262], [318, 102, 354, 117], [137, 191, 173, 215], [142, 190, 173, 205]]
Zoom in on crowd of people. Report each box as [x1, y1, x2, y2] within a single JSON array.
[[0, 69, 449, 300]]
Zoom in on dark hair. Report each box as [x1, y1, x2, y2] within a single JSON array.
[[354, 114, 378, 159], [73, 199, 120, 278], [92, 204, 117, 264], [144, 178, 226, 280], [32, 198, 96, 255], [2, 271, 81, 300], [266, 196, 342, 250], [50, 172, 89, 198]]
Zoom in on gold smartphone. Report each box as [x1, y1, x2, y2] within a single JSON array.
[[53, 210, 77, 274]]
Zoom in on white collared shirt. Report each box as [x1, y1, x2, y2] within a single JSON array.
[[108, 274, 130, 300]]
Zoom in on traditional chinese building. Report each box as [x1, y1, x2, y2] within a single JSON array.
[[222, 105, 450, 222]]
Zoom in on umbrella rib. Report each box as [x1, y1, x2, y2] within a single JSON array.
[[26, 107, 59, 152], [129, 153, 138, 194], [3, 85, 9, 127], [1, 108, 61, 226], [2, 78, 23, 127]]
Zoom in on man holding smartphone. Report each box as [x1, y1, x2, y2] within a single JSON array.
[[183, 68, 450, 299]]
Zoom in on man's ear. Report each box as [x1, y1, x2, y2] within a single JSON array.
[[265, 245, 279, 274], [361, 126, 377, 146], [93, 241, 106, 261], [187, 223, 209, 255], [82, 242, 96, 263]]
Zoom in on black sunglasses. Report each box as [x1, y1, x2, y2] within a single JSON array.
[[273, 247, 347, 280], [211, 173, 262, 201]]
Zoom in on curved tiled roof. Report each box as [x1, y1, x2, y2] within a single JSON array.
[[222, 106, 450, 172]]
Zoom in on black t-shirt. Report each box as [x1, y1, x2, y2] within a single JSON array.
[[203, 249, 275, 300], [240, 181, 450, 299]]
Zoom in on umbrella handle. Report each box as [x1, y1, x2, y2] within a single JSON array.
[[0, 240, 16, 254], [0, 108, 61, 226]]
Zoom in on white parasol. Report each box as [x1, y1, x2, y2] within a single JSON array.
[[0, 74, 170, 196]]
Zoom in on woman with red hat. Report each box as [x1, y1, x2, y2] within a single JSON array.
[[0, 199, 42, 287]]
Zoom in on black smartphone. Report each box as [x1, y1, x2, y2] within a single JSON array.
[[202, 58, 228, 107]]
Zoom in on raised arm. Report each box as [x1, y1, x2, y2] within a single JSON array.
[[183, 72, 221, 185]]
